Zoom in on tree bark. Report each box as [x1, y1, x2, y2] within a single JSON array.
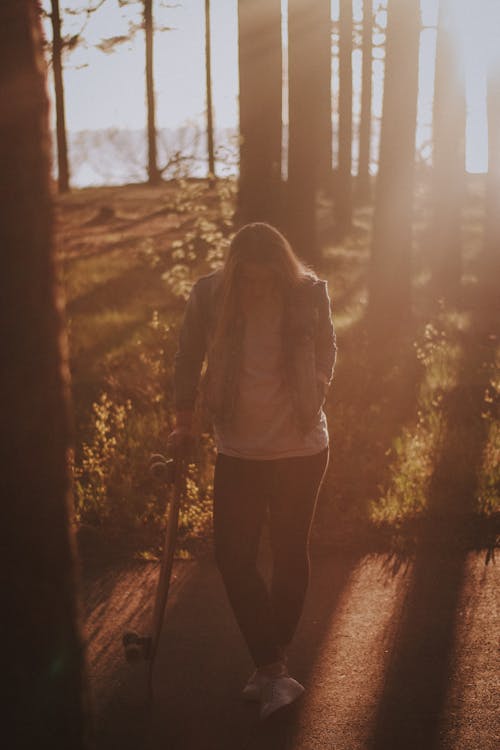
[[288, 0, 328, 262], [0, 1, 87, 746], [357, 0, 373, 202], [145, 0, 160, 184], [485, 24, 500, 280], [205, 0, 215, 180], [50, 0, 70, 193], [431, 0, 465, 295], [335, 0, 353, 236], [369, 0, 420, 324], [237, 0, 282, 227], [315, 0, 333, 193]]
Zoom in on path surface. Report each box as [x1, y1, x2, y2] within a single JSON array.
[[83, 542, 498, 750]]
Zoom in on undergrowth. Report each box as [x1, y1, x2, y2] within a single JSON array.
[[67, 179, 235, 556]]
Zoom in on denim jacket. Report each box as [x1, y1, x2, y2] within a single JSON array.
[[174, 270, 337, 433]]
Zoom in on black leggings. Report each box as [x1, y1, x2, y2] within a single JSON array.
[[213, 448, 329, 668]]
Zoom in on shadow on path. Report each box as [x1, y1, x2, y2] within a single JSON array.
[[90, 548, 361, 750], [368, 300, 496, 750]]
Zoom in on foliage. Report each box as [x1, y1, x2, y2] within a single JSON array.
[[370, 320, 460, 524], [477, 358, 500, 516], [65, 179, 235, 556], [73, 311, 215, 555]]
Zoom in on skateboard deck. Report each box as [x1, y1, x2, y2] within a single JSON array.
[[123, 454, 185, 699]]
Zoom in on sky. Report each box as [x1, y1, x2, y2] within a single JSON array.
[[44, 0, 239, 130], [42, 0, 500, 177]]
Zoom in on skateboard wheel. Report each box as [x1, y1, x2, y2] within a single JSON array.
[[150, 458, 175, 483], [122, 632, 152, 661], [123, 630, 141, 647], [124, 642, 143, 662]]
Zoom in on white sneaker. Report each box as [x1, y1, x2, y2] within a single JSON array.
[[242, 670, 271, 702], [260, 675, 305, 720]]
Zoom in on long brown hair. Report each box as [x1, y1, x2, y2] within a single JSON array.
[[211, 222, 314, 355]]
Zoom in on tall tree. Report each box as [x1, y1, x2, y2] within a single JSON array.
[[145, 0, 160, 184], [205, 0, 215, 180], [50, 0, 70, 192], [1, 1, 87, 746], [316, 0, 333, 192], [369, 0, 420, 323], [357, 0, 373, 202], [430, 0, 465, 295], [288, 0, 331, 262], [485, 12, 500, 278], [335, 0, 353, 236], [237, 0, 282, 227], [93, 0, 169, 184]]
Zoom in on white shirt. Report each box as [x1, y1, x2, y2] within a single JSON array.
[[214, 293, 329, 460]]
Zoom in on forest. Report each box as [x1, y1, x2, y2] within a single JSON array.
[[2, 1, 499, 748]]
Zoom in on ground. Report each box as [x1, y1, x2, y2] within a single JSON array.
[[81, 543, 499, 749]]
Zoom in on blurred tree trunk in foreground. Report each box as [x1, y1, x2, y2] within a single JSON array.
[[288, 0, 330, 263], [0, 2, 87, 746], [485, 23, 500, 281], [205, 0, 215, 180], [50, 0, 70, 192], [431, 0, 465, 296], [335, 0, 353, 236], [145, 0, 160, 184], [369, 0, 420, 325], [356, 0, 373, 202], [237, 0, 282, 226]]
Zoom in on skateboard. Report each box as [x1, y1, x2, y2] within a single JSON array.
[[122, 452, 185, 699]]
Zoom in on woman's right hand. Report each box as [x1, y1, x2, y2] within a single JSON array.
[[167, 410, 195, 457]]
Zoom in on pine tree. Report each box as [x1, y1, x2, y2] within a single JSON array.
[[316, 0, 333, 193], [431, 0, 465, 294], [369, 0, 420, 323], [357, 0, 373, 202], [50, 0, 70, 192], [288, 0, 332, 262], [145, 0, 160, 184], [205, 0, 215, 180], [335, 0, 353, 235], [237, 0, 282, 226], [485, 11, 500, 281]]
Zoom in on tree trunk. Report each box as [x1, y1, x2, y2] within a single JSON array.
[[335, 0, 353, 236], [315, 0, 333, 193], [369, 0, 420, 324], [50, 0, 70, 193], [485, 24, 500, 281], [145, 0, 160, 184], [205, 0, 215, 180], [288, 0, 329, 263], [237, 0, 282, 227], [357, 0, 373, 202], [0, 1, 87, 746], [431, 0, 465, 295]]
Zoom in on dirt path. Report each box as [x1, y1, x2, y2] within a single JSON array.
[[83, 543, 498, 750]]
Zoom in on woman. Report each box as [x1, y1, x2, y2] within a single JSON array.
[[169, 222, 337, 720]]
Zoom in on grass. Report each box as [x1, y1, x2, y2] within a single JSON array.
[[57, 177, 499, 558]]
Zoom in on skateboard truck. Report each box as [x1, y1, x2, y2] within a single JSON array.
[[148, 453, 176, 484]]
